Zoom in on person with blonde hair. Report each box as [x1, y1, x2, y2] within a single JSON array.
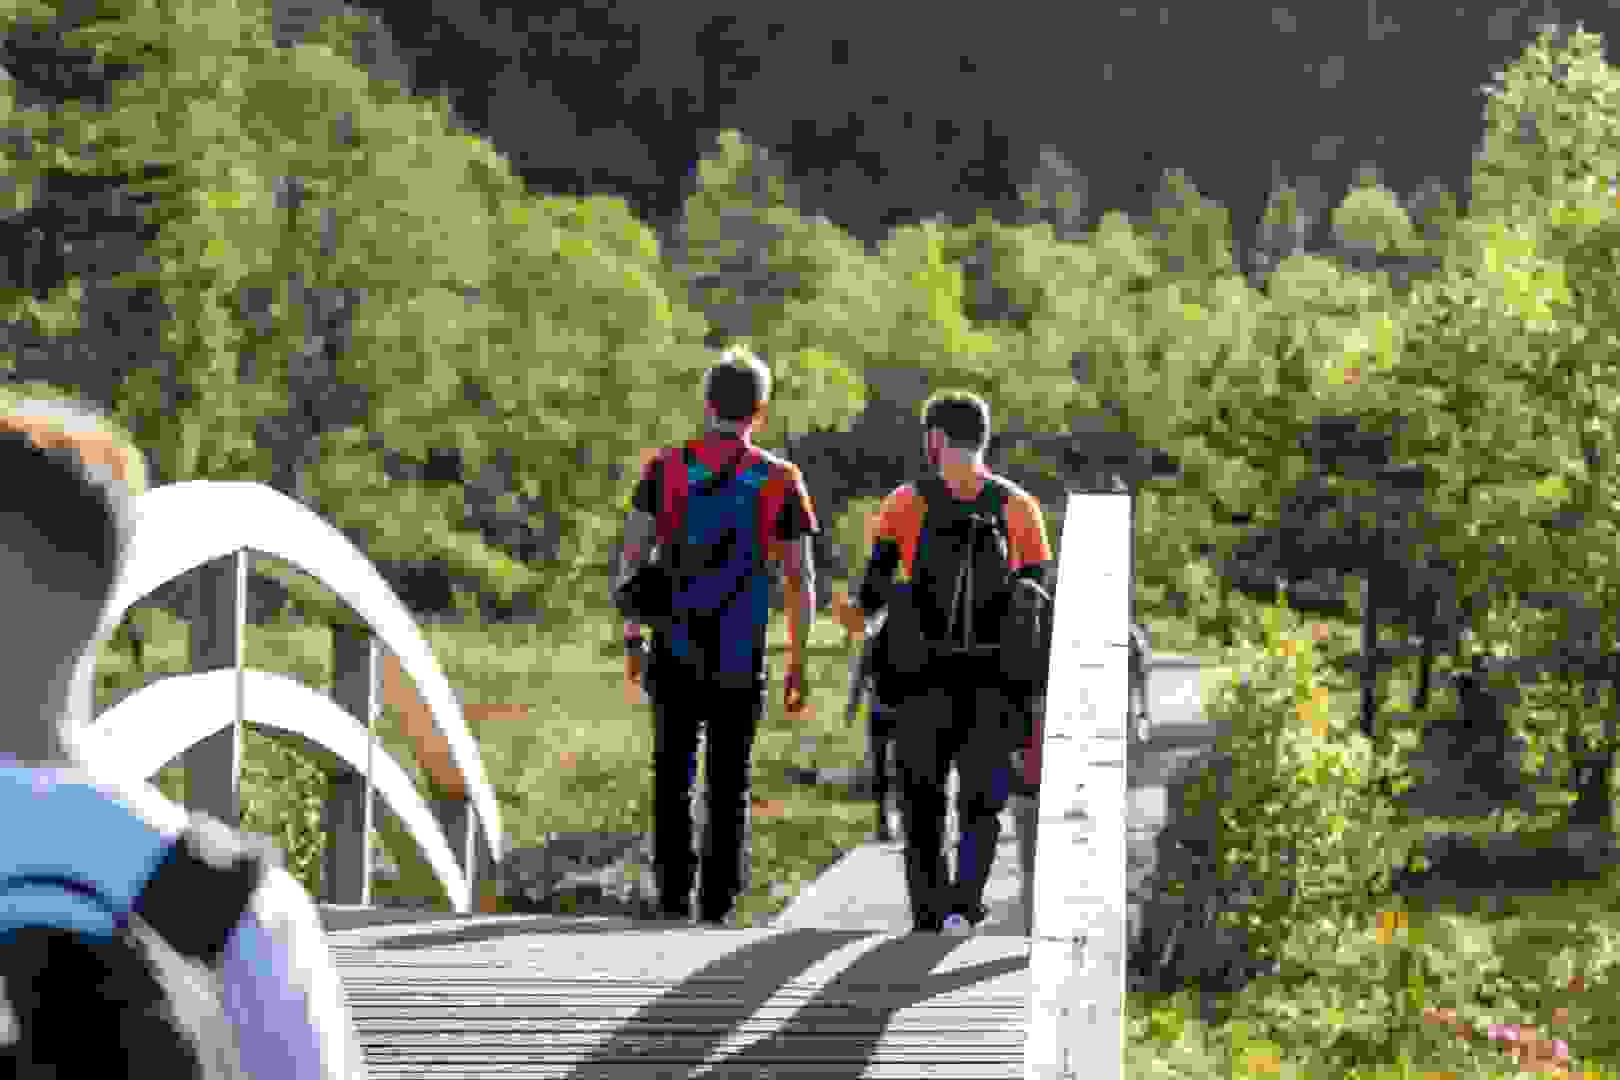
[[0, 389, 367, 1078]]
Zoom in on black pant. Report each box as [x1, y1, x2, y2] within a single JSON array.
[[893, 670, 1019, 928], [646, 648, 764, 922]]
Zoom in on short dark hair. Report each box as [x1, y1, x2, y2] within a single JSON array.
[[922, 390, 991, 452], [703, 347, 772, 422], [0, 399, 145, 592]]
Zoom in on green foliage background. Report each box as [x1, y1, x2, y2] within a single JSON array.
[[7, 0, 1620, 963]]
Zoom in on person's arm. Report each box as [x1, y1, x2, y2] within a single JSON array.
[[854, 492, 907, 618], [855, 540, 900, 617], [617, 451, 663, 641], [775, 464, 820, 664], [618, 508, 658, 640], [782, 534, 816, 659], [222, 869, 368, 1080], [1007, 492, 1055, 587]]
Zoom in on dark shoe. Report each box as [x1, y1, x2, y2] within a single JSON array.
[[950, 901, 989, 929], [911, 914, 944, 933], [648, 911, 694, 927], [653, 902, 692, 924]]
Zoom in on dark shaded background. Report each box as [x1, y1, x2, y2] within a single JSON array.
[[351, 0, 1613, 260]]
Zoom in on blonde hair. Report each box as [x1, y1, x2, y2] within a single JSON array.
[[0, 387, 149, 497], [0, 386, 149, 587]]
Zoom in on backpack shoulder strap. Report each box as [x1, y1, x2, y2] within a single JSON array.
[[659, 443, 757, 545], [978, 473, 1013, 518], [694, 444, 755, 496], [132, 817, 268, 969], [913, 471, 952, 525], [655, 446, 688, 546]]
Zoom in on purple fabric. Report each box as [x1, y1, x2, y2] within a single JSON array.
[[219, 906, 327, 1079]]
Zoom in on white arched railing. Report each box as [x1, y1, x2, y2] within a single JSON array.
[[78, 481, 504, 914]]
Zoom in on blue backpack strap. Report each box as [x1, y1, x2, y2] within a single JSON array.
[[135, 816, 268, 967], [0, 770, 263, 966]]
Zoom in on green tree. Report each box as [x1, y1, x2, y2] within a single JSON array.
[[1015, 144, 1089, 242], [1405, 178, 1464, 260], [1330, 176, 1418, 259], [1469, 22, 1620, 221], [0, 0, 740, 624], [667, 129, 870, 441], [1147, 168, 1236, 282]]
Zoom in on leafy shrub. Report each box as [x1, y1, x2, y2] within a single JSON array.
[[240, 729, 330, 897], [1161, 599, 1426, 994]]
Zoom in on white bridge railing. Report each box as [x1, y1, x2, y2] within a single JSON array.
[[1025, 491, 1129, 1080], [75, 481, 504, 914]]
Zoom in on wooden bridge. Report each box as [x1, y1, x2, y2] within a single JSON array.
[[325, 913, 1033, 1079], [97, 479, 1231, 1078], [318, 655, 1230, 1078]]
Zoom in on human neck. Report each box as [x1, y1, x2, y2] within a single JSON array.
[[703, 416, 753, 442], [938, 452, 984, 497]]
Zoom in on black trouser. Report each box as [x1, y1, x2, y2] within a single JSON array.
[[893, 667, 1019, 928], [646, 647, 764, 922], [869, 693, 897, 822], [847, 649, 896, 828]]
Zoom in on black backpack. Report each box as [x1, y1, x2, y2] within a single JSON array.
[[0, 770, 273, 1079], [872, 472, 1054, 702]]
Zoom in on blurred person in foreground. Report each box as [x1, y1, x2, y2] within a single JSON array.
[[0, 392, 366, 1078]]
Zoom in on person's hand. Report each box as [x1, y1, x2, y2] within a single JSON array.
[[623, 638, 648, 706], [783, 659, 810, 718], [831, 589, 865, 645]]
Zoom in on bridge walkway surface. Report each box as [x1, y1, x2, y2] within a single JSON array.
[[319, 656, 1231, 1078]]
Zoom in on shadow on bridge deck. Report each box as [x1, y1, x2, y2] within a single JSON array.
[[325, 911, 1031, 1078]]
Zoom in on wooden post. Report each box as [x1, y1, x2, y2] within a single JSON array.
[[185, 552, 245, 826], [1413, 628, 1433, 712], [425, 797, 497, 911], [1360, 576, 1378, 741], [381, 646, 501, 910], [323, 623, 380, 906], [1025, 491, 1128, 1080]]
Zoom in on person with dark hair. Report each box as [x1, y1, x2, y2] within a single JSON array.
[[846, 389, 1054, 935], [615, 347, 820, 927], [0, 394, 367, 1078]]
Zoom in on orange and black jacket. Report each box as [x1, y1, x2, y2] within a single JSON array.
[[855, 467, 1054, 620]]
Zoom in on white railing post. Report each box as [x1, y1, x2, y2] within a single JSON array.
[[183, 550, 246, 827], [1025, 491, 1129, 1080], [323, 621, 381, 906]]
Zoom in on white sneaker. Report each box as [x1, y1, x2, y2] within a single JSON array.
[[941, 913, 975, 936]]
